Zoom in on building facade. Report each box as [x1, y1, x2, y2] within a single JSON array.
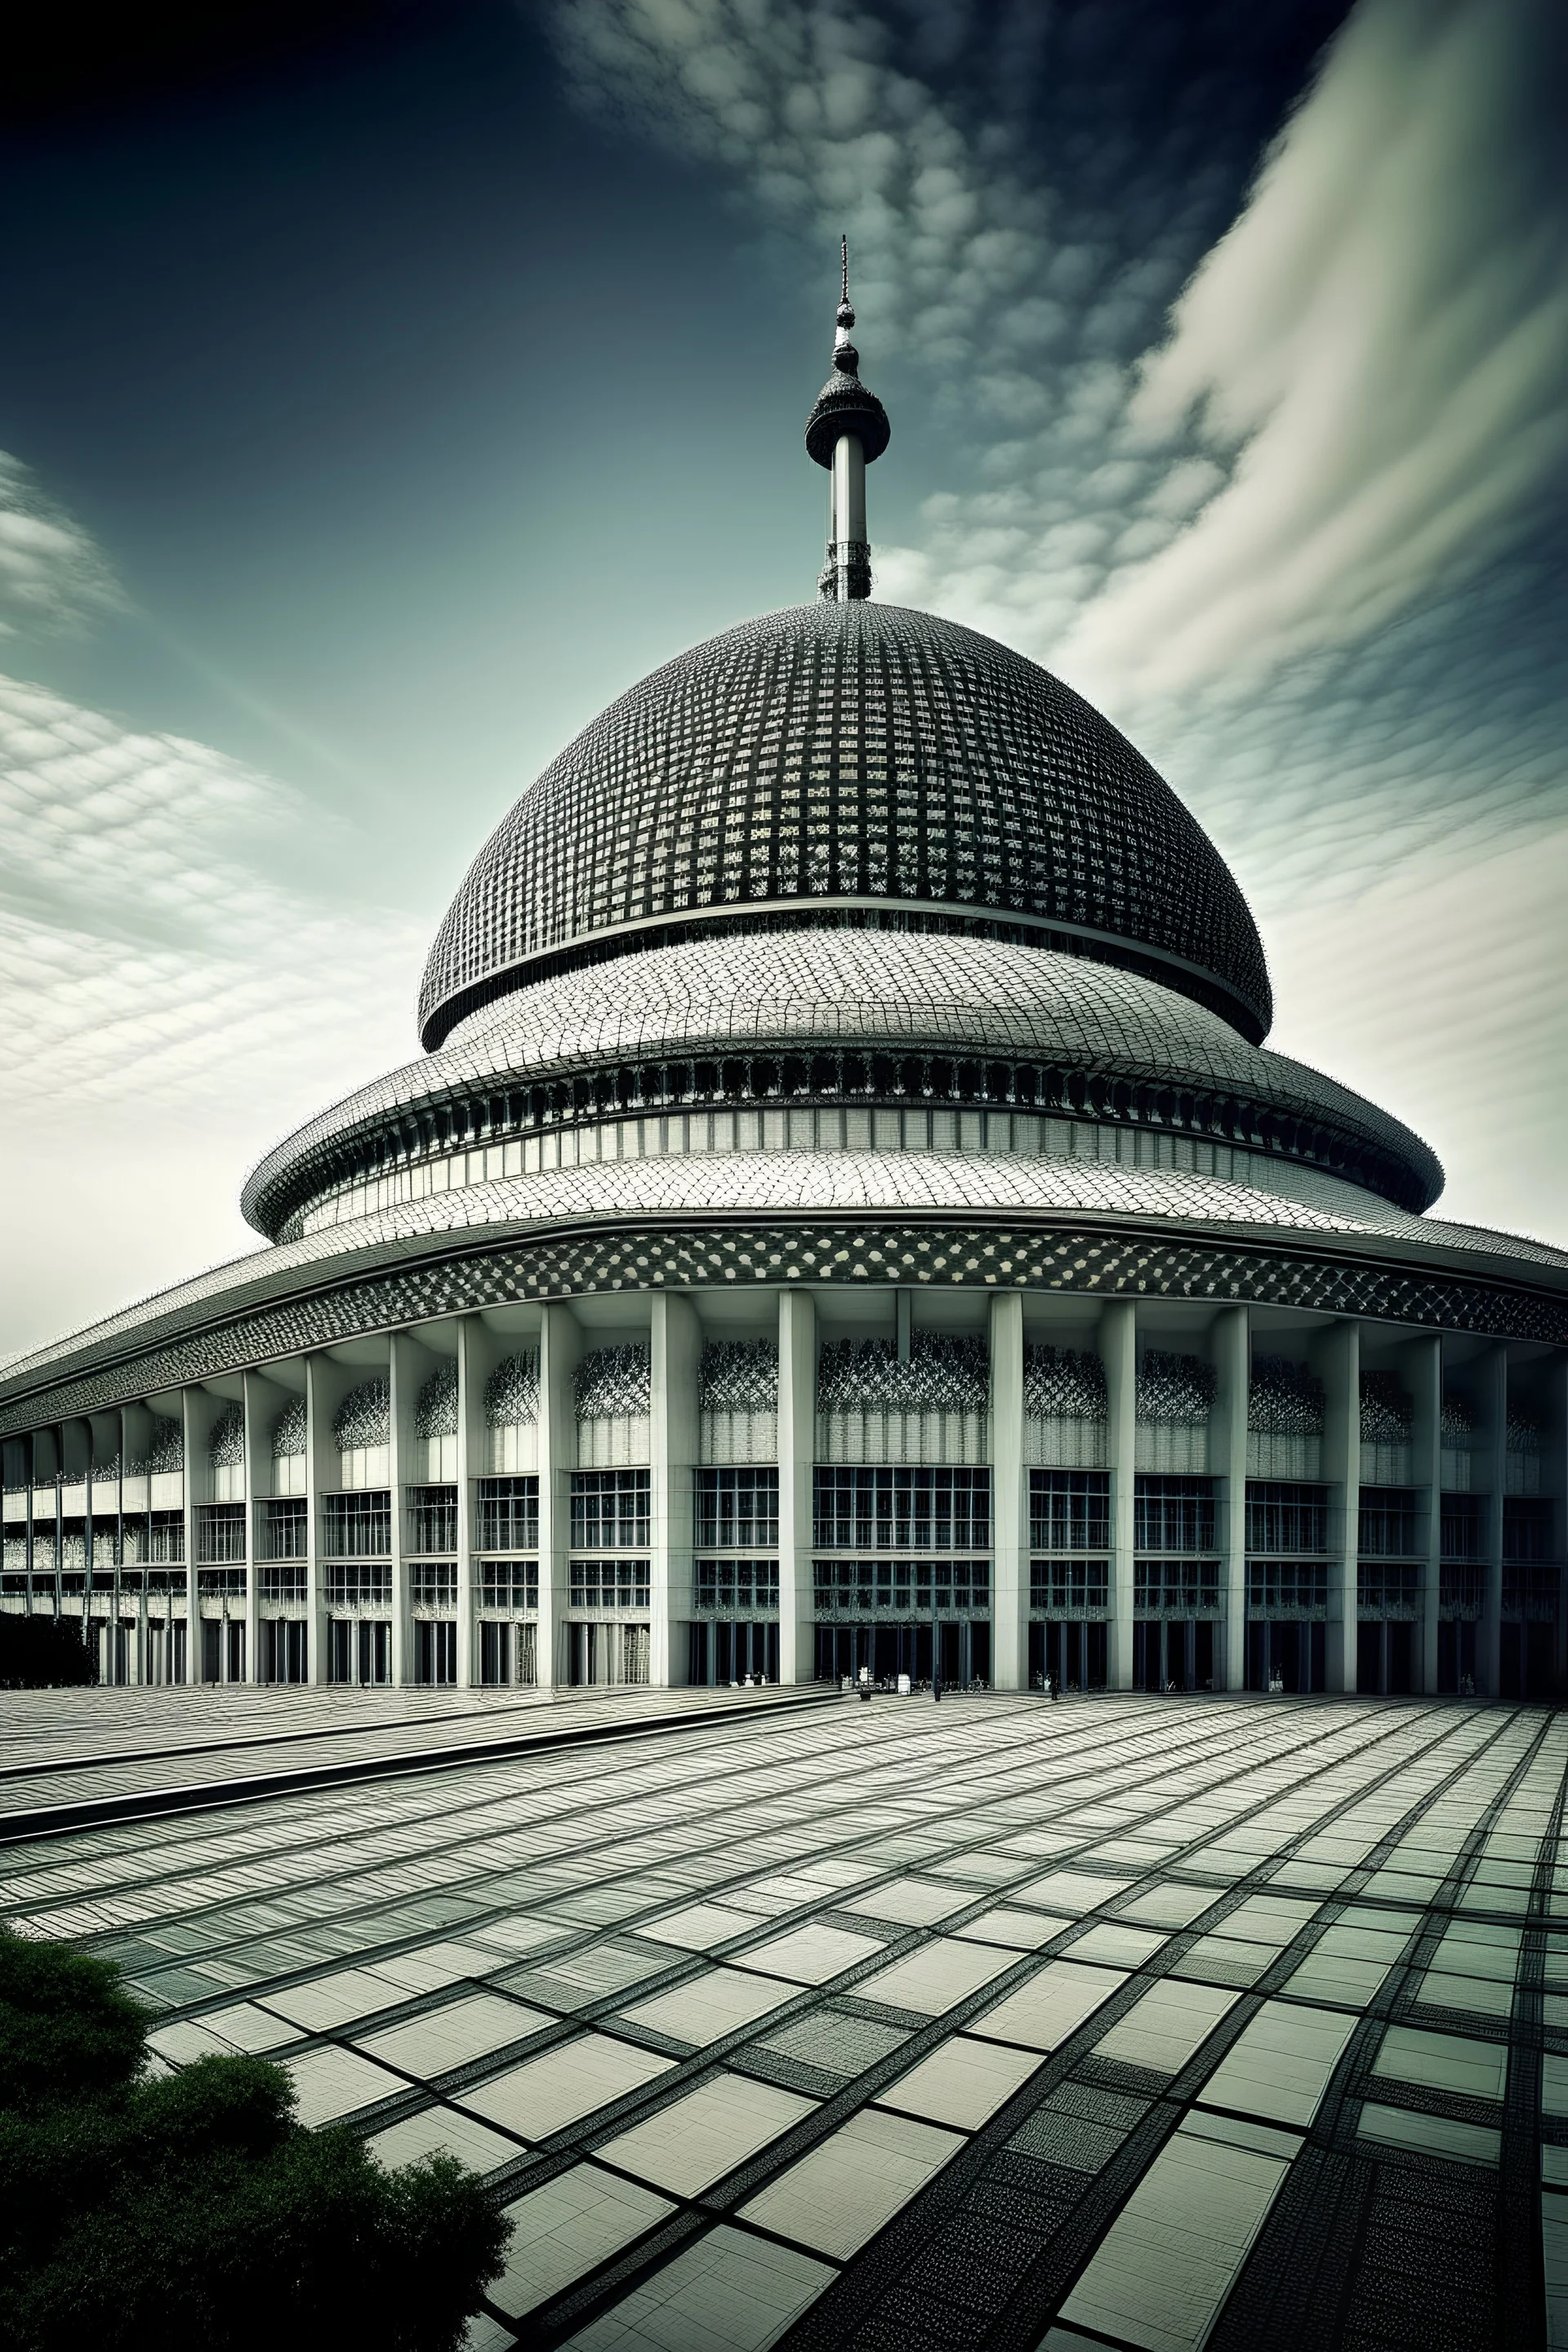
[[3, 279, 1565, 1702]]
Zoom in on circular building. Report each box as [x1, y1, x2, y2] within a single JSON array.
[[2, 284, 1565, 1704]]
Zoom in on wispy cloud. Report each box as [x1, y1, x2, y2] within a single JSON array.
[[0, 667, 423, 1348], [1060, 0, 1568, 694], [0, 452, 122, 637]]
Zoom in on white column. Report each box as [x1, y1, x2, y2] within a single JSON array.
[[241, 1371, 273, 1684], [304, 1357, 333, 1686], [989, 1291, 1026, 1692], [652, 1294, 699, 1687], [455, 1321, 483, 1688], [1214, 1305, 1250, 1694], [777, 1287, 817, 1686], [1320, 1320, 1361, 1694], [1102, 1300, 1136, 1690], [1406, 1333, 1441, 1695], [180, 1389, 206, 1684], [1479, 1343, 1507, 1699], [388, 1335, 419, 1689], [537, 1303, 580, 1691]]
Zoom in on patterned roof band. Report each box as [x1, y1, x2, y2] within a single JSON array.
[[1137, 1349, 1216, 1425], [417, 603, 1274, 1050], [575, 1344, 651, 1419], [1250, 1356, 1325, 1437], [817, 1333, 989, 1414], [1023, 1346, 1107, 1420], [333, 1378, 390, 1450], [484, 1352, 539, 1428], [414, 1364, 458, 1440]]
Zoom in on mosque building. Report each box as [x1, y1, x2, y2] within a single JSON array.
[[3, 262, 1564, 1702]]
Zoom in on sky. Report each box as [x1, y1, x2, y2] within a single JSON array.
[[1, 0, 1565, 1357]]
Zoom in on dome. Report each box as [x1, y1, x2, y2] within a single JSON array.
[[417, 601, 1272, 1050]]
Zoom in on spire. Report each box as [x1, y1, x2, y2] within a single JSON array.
[[804, 237, 889, 602]]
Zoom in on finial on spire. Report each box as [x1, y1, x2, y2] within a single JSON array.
[[804, 237, 889, 603]]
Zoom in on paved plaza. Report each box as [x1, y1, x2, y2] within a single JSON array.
[[3, 1688, 1566, 2350]]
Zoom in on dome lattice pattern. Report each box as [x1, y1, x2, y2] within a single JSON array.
[[699, 1341, 778, 1413], [415, 1365, 458, 1440], [1249, 1357, 1325, 1437], [1023, 1346, 1107, 1420], [485, 1353, 540, 1428], [817, 1333, 989, 1413], [333, 1379, 390, 1451], [420, 604, 1272, 1049]]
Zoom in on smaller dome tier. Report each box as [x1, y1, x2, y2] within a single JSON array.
[[249, 932, 1437, 1241], [418, 602, 1273, 1050]]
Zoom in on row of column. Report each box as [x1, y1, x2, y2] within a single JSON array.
[[6, 1290, 1558, 1697]]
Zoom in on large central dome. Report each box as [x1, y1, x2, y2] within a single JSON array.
[[418, 601, 1272, 1049]]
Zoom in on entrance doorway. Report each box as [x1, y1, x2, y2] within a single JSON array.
[[1356, 1620, 1414, 1695], [1246, 1620, 1325, 1692], [1133, 1619, 1214, 1692]]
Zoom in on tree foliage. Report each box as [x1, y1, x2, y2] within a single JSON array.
[[0, 1616, 96, 1689], [0, 1928, 507, 2352]]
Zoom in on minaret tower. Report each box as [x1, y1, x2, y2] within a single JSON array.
[[804, 238, 890, 600]]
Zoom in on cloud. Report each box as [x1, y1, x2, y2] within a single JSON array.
[[1058, 0, 1568, 695], [0, 452, 122, 637], [0, 670, 425, 1351]]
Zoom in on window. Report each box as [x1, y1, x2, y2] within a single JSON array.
[[813, 1468, 990, 1550], [1358, 1489, 1419, 1558], [1246, 1483, 1328, 1554], [696, 1559, 780, 1612], [260, 1564, 307, 1601], [1504, 1500, 1552, 1562], [570, 1471, 650, 1549], [1503, 1562, 1557, 1619], [1029, 1472, 1109, 1552], [570, 1558, 651, 1610], [480, 1560, 538, 1610], [477, 1477, 538, 1552], [408, 1485, 457, 1554], [1247, 1561, 1329, 1617], [1357, 1564, 1420, 1617], [1441, 1494, 1484, 1561], [322, 1491, 391, 1558], [197, 1568, 247, 1597], [1134, 1478, 1215, 1553], [697, 1468, 779, 1548], [811, 1558, 990, 1615], [323, 1562, 392, 1606], [260, 1499, 307, 1560], [1135, 1560, 1221, 1614], [411, 1561, 457, 1606], [1439, 1565, 1485, 1620], [196, 1504, 246, 1563], [1029, 1559, 1110, 1615], [148, 1511, 185, 1565]]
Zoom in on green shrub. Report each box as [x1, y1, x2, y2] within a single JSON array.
[[0, 1617, 96, 1689], [0, 1929, 507, 2352]]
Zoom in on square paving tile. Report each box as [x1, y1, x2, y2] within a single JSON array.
[[488, 2164, 674, 2320], [593, 2074, 816, 2198], [460, 2034, 675, 2140], [559, 2223, 831, 2351], [739, 2106, 963, 2256], [876, 2033, 1045, 2130]]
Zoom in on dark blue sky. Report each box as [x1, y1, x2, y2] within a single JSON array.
[[1, 0, 1563, 1348]]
